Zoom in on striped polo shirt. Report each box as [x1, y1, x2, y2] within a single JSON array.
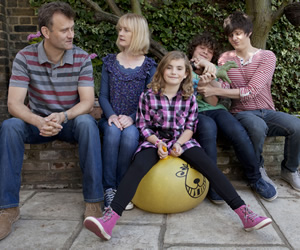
[[9, 41, 94, 116], [218, 49, 276, 113]]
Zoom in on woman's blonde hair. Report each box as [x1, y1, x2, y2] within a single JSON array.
[[148, 51, 194, 99], [116, 13, 150, 55]]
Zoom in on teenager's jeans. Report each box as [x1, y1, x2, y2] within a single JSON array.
[[0, 114, 103, 209], [194, 109, 260, 183], [98, 118, 139, 191], [234, 110, 300, 172]]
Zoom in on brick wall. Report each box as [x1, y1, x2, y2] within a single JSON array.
[[21, 136, 284, 188], [0, 0, 10, 122], [22, 141, 82, 189], [0, 0, 38, 122], [217, 136, 284, 180]]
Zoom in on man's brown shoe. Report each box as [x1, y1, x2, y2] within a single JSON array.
[[84, 202, 103, 219], [0, 207, 20, 241]]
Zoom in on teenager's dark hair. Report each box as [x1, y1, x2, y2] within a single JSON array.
[[186, 32, 220, 64], [223, 11, 253, 37], [38, 1, 75, 35]]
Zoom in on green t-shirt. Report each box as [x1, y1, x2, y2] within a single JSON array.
[[192, 71, 227, 112]]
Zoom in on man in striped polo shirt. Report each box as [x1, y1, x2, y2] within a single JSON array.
[[198, 11, 300, 194], [0, 2, 103, 240]]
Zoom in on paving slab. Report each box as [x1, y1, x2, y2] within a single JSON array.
[[167, 247, 290, 250], [20, 191, 84, 220], [0, 219, 80, 250], [272, 178, 300, 198], [19, 190, 35, 205], [262, 185, 300, 250], [164, 190, 282, 247], [71, 224, 161, 250], [0, 180, 298, 249], [119, 206, 165, 224]]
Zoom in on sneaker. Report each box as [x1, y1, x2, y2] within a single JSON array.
[[0, 207, 20, 240], [234, 205, 272, 231], [207, 188, 225, 205], [125, 201, 134, 211], [84, 207, 120, 240], [104, 188, 116, 209], [259, 166, 277, 189], [84, 202, 103, 219], [250, 178, 278, 201], [281, 168, 300, 192]]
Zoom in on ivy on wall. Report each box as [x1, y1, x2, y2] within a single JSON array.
[[267, 1, 300, 113], [29, 0, 300, 113]]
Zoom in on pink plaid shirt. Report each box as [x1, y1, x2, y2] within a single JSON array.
[[135, 89, 200, 154]]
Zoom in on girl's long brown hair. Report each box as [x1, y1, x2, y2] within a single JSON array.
[[148, 51, 194, 99]]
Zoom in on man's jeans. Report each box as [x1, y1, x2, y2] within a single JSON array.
[[98, 118, 139, 191], [194, 109, 260, 183], [234, 109, 300, 172], [0, 114, 103, 209]]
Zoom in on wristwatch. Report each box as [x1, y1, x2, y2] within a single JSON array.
[[63, 111, 68, 124]]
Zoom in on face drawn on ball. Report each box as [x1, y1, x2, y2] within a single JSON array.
[[176, 163, 208, 198]]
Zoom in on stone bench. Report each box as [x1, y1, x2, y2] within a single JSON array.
[[21, 136, 284, 189]]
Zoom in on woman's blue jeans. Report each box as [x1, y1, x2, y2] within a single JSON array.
[[194, 109, 260, 183], [0, 114, 103, 209], [234, 110, 300, 172], [98, 118, 139, 191]]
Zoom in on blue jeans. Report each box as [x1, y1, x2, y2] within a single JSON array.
[[234, 110, 300, 172], [98, 118, 139, 191], [194, 109, 260, 183], [0, 114, 103, 209]]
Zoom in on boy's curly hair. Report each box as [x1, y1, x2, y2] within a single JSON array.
[[148, 51, 194, 100], [186, 32, 220, 64]]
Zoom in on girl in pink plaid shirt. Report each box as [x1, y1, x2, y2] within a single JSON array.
[[84, 51, 272, 240]]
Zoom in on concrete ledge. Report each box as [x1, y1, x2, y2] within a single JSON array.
[[21, 136, 285, 188]]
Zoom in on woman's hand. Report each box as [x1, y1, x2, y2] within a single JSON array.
[[118, 115, 134, 128], [108, 114, 123, 130], [170, 142, 183, 157]]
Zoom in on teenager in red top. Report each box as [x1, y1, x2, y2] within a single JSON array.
[[198, 11, 300, 192]]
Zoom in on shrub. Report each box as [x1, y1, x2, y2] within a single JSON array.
[[29, 0, 300, 113]]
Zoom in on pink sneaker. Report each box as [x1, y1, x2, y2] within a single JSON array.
[[84, 207, 120, 240], [234, 205, 272, 231]]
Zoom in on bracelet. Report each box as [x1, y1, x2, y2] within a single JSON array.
[[174, 142, 182, 146], [155, 139, 162, 147]]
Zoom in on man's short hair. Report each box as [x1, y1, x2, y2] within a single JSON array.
[[187, 32, 220, 64], [223, 11, 253, 37], [38, 1, 75, 35]]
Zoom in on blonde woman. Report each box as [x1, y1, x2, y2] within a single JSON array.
[[98, 13, 156, 210]]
